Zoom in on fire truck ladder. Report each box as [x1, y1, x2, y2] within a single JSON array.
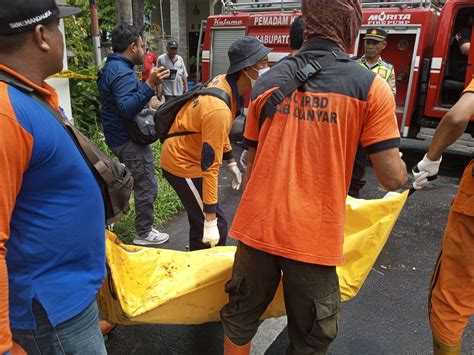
[[361, 0, 435, 9], [196, 19, 207, 82], [222, 0, 437, 13], [222, 0, 300, 14]]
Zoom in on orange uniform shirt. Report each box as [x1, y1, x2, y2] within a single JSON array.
[[451, 78, 474, 217], [160, 75, 238, 211], [230, 39, 400, 265]]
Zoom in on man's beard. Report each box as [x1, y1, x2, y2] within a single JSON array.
[[132, 52, 144, 65]]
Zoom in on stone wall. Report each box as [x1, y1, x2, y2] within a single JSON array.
[[170, 0, 188, 64]]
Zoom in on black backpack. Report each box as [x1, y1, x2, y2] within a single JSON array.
[[154, 82, 231, 142], [0, 71, 134, 225]]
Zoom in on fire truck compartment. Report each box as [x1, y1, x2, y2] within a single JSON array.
[[354, 27, 420, 129], [210, 28, 246, 78]]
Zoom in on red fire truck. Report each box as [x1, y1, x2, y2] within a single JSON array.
[[196, 0, 474, 138]]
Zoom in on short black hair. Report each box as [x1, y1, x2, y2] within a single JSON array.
[[0, 20, 57, 54], [111, 23, 142, 53], [289, 16, 304, 51]]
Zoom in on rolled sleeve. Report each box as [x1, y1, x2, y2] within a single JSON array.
[[223, 134, 233, 161], [464, 79, 474, 94], [361, 75, 400, 152]]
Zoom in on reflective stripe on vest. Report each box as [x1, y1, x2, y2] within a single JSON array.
[[359, 61, 392, 82]]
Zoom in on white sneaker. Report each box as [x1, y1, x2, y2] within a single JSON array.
[[133, 228, 169, 246]]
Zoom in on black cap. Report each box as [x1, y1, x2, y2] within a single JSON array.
[[227, 36, 271, 74], [167, 40, 178, 48], [363, 28, 388, 42], [0, 0, 81, 35]]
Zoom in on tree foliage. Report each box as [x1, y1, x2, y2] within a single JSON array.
[[63, 0, 156, 129], [64, 0, 155, 67]]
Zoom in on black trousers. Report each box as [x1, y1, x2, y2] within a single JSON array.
[[162, 169, 227, 250], [348, 143, 367, 198]]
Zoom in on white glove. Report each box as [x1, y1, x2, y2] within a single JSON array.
[[412, 154, 442, 189], [203, 219, 220, 247], [240, 149, 249, 170], [227, 162, 242, 190]]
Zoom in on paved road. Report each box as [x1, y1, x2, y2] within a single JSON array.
[[105, 139, 474, 354]]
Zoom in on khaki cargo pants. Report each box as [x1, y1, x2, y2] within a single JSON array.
[[221, 242, 340, 354]]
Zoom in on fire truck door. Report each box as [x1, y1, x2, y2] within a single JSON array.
[[438, 6, 473, 107], [354, 27, 419, 129]]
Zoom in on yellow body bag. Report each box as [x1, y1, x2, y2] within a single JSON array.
[[98, 190, 409, 324]]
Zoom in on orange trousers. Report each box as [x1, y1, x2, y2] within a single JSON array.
[[429, 160, 474, 345]]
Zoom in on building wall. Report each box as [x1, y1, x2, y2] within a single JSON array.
[[48, 0, 72, 120], [149, 0, 301, 71], [170, 0, 188, 62], [187, 0, 210, 33], [151, 0, 213, 67]]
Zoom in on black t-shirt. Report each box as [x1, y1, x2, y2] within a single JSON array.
[[450, 26, 471, 81]]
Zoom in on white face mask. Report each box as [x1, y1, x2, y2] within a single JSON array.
[[245, 66, 269, 87], [244, 71, 256, 88]]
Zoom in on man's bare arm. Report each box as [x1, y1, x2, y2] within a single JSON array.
[[242, 147, 257, 191], [370, 148, 407, 191], [427, 92, 474, 160], [460, 42, 470, 56]]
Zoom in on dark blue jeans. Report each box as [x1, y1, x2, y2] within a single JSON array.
[[12, 301, 106, 355]]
